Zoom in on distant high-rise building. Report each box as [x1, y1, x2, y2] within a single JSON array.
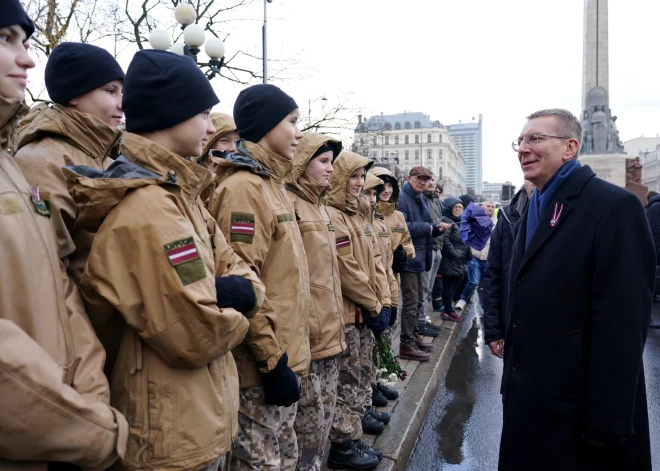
[[449, 115, 483, 195]]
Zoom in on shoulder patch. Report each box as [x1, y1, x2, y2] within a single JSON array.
[[277, 213, 294, 223], [230, 212, 255, 243], [165, 237, 206, 285]]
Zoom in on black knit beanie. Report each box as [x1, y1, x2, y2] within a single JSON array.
[[311, 141, 342, 161], [45, 43, 125, 105], [233, 84, 298, 143], [0, 0, 34, 38], [123, 50, 219, 133]]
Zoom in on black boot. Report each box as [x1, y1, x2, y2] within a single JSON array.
[[366, 407, 391, 425], [371, 383, 388, 407], [377, 382, 399, 400], [361, 410, 385, 434], [352, 439, 383, 460], [327, 441, 379, 471]]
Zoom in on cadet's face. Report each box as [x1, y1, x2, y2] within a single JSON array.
[[211, 131, 239, 153], [379, 182, 393, 202], [69, 80, 123, 128], [260, 109, 303, 160], [0, 26, 35, 102], [169, 109, 216, 158], [347, 167, 366, 198], [365, 188, 378, 205], [304, 150, 334, 186]]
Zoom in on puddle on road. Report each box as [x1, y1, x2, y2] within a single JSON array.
[[433, 315, 481, 468]]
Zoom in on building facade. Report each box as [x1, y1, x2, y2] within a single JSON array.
[[448, 115, 483, 195], [482, 181, 504, 203], [353, 112, 467, 196], [623, 136, 660, 158], [641, 144, 660, 193]]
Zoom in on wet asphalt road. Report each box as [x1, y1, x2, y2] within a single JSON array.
[[407, 303, 660, 471]]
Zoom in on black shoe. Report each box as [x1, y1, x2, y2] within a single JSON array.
[[417, 323, 441, 337], [361, 410, 385, 434], [366, 407, 391, 425], [371, 384, 388, 407], [423, 321, 442, 331], [328, 441, 379, 471], [377, 382, 399, 400], [352, 439, 383, 460]]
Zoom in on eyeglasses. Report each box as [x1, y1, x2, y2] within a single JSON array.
[[511, 133, 571, 152]]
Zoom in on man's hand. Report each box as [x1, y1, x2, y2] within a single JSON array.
[[440, 222, 451, 232], [488, 339, 504, 359]]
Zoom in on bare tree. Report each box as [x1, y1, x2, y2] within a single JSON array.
[[300, 94, 360, 136]]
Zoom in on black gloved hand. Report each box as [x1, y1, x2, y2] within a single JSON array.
[[392, 245, 407, 274], [215, 275, 257, 314], [431, 223, 443, 237], [389, 306, 398, 327], [365, 306, 390, 337], [260, 352, 301, 407]]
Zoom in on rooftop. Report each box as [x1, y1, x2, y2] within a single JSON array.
[[356, 112, 444, 132]]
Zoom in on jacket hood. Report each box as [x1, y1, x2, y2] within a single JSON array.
[[442, 197, 462, 221], [328, 151, 373, 213], [648, 193, 660, 208], [16, 102, 120, 160], [0, 96, 28, 151], [459, 193, 475, 208], [211, 139, 292, 185], [285, 132, 341, 203], [364, 171, 384, 192], [358, 194, 373, 220], [63, 132, 213, 232], [371, 166, 400, 202], [200, 112, 237, 160]]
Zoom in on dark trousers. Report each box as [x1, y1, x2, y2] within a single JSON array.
[[432, 272, 443, 307], [442, 275, 463, 314], [400, 271, 423, 348]]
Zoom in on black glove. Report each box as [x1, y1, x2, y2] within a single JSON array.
[[389, 306, 398, 327], [431, 223, 443, 237], [260, 353, 301, 407], [215, 275, 257, 314], [365, 306, 390, 337], [392, 245, 407, 274]]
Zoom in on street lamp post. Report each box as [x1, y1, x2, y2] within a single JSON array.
[[149, 2, 226, 80], [263, 0, 273, 84]]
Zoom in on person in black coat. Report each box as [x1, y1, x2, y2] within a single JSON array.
[[483, 184, 531, 361], [438, 197, 470, 321], [499, 109, 654, 471], [645, 191, 660, 266]]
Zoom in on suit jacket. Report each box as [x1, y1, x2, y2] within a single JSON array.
[[499, 166, 654, 471]]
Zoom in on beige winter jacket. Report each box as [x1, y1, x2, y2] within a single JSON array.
[[0, 97, 127, 471], [64, 132, 261, 471], [285, 133, 346, 361], [327, 152, 382, 325], [209, 140, 311, 388]]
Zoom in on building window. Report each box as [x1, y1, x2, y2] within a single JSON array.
[[415, 150, 420, 160], [395, 122, 401, 130], [385, 136, 390, 145], [427, 149, 432, 159], [439, 134, 443, 143], [384, 123, 392, 130], [395, 135, 399, 145], [405, 150, 409, 160], [404, 122, 411, 129], [372, 151, 378, 158], [415, 135, 419, 144], [405, 135, 409, 144], [414, 121, 421, 129], [372, 137, 377, 146], [360, 138, 364, 146], [427, 134, 432, 143], [438, 167, 443, 179], [439, 150, 443, 159]]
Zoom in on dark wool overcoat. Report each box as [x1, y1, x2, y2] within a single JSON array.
[[499, 166, 654, 471]]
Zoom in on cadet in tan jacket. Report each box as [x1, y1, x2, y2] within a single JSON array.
[[14, 42, 124, 287], [284, 133, 345, 471], [64, 50, 263, 471], [208, 84, 310, 471], [326, 152, 391, 471], [0, 4, 127, 470]]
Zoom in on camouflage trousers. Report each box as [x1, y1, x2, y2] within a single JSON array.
[[293, 356, 340, 471], [329, 324, 375, 443], [230, 385, 299, 471], [198, 454, 228, 471]]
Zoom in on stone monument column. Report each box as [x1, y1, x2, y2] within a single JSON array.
[[582, 0, 609, 111]]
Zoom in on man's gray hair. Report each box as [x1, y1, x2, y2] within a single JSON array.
[[527, 109, 582, 155]]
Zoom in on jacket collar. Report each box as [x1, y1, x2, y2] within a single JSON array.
[[513, 165, 596, 273], [120, 132, 214, 198], [375, 200, 396, 216], [15, 103, 120, 163], [286, 173, 327, 205], [0, 96, 26, 152], [243, 140, 292, 184]]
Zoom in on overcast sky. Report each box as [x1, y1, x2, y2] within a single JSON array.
[[26, 0, 660, 188], [210, 0, 659, 187]]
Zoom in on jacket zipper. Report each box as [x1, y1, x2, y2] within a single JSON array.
[[322, 202, 346, 352]]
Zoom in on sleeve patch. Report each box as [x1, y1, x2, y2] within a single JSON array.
[[165, 237, 206, 285], [277, 213, 294, 223], [336, 236, 350, 250], [230, 211, 255, 244]]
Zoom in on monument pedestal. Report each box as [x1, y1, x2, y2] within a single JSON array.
[[578, 154, 628, 187]]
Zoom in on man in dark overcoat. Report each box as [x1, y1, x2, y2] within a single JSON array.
[[499, 109, 654, 470]]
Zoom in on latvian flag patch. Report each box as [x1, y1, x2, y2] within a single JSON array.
[[230, 211, 256, 244], [165, 237, 200, 266], [336, 235, 351, 255]]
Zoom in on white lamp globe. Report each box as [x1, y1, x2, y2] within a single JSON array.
[[205, 37, 225, 59], [183, 24, 206, 48], [170, 42, 186, 56], [174, 3, 196, 26], [149, 29, 171, 50]]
